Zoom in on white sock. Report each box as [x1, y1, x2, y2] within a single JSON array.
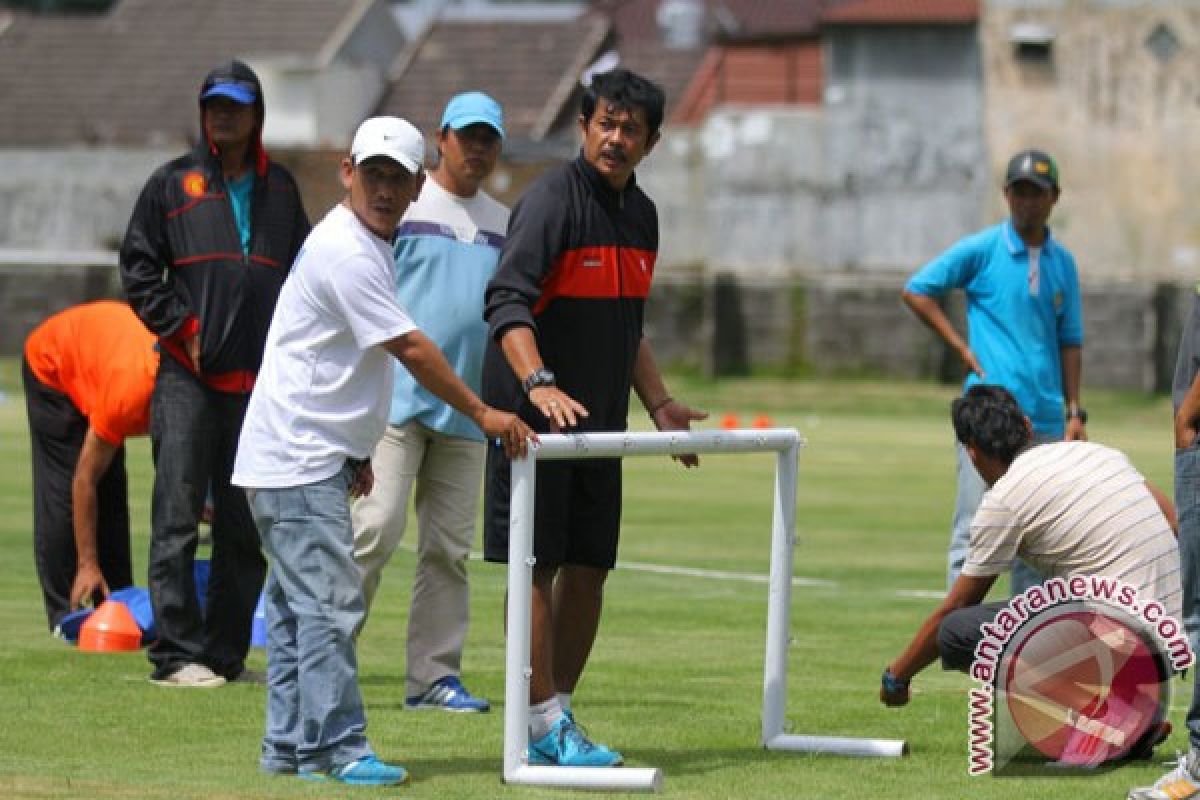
[[556, 692, 573, 713], [529, 697, 563, 740]]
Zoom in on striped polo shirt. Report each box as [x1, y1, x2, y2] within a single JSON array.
[[963, 441, 1181, 620], [388, 178, 509, 441]]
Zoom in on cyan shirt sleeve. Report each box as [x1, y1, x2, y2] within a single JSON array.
[[904, 235, 980, 297], [1057, 251, 1084, 347]]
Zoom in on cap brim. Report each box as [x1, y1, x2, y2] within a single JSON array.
[[354, 150, 421, 174], [201, 85, 256, 105], [1006, 175, 1055, 191], [444, 114, 505, 139]]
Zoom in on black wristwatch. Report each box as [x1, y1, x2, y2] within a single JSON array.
[[522, 368, 556, 395], [1066, 406, 1088, 424], [882, 667, 909, 693]]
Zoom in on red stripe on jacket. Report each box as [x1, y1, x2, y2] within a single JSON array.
[[533, 246, 656, 314]]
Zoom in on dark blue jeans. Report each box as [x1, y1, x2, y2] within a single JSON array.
[[147, 355, 265, 680], [1177, 443, 1200, 749]]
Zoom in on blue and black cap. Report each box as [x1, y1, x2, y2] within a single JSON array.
[[199, 60, 260, 106]]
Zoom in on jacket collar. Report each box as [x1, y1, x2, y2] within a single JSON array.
[[575, 152, 636, 208]]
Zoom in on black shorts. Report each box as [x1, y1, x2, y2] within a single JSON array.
[[483, 442, 622, 569]]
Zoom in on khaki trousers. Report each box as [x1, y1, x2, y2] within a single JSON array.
[[351, 420, 485, 697]]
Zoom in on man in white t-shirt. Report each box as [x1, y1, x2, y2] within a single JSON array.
[[351, 92, 508, 714], [879, 386, 1180, 721], [231, 116, 532, 787]]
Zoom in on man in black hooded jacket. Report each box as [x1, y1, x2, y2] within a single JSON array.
[[120, 60, 310, 687]]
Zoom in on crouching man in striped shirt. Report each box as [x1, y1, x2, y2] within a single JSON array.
[[879, 385, 1181, 763]]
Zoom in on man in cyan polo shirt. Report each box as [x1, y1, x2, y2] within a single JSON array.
[[901, 149, 1086, 595], [351, 92, 509, 713]]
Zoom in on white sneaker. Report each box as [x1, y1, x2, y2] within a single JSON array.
[[151, 663, 226, 688], [1128, 750, 1200, 800]]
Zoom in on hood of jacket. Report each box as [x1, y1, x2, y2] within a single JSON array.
[[197, 59, 268, 177]]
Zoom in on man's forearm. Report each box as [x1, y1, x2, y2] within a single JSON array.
[[890, 574, 995, 681], [497, 324, 544, 386], [890, 608, 950, 682], [902, 290, 966, 354], [1060, 346, 1082, 410], [1178, 373, 1200, 437], [72, 430, 119, 570], [631, 337, 671, 411], [385, 331, 487, 426]]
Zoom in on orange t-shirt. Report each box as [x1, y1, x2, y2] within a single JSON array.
[[24, 301, 159, 446]]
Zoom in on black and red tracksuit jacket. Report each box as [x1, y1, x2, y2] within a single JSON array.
[[119, 144, 309, 393], [483, 154, 657, 431]]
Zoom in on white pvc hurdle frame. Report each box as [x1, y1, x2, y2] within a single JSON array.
[[503, 429, 906, 792]]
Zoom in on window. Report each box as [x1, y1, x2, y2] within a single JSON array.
[[1145, 22, 1181, 65], [1010, 22, 1055, 66]]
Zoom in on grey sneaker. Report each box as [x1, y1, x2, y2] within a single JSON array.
[[1128, 750, 1200, 800], [151, 663, 226, 688]]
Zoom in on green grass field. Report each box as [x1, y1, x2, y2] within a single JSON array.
[[0, 361, 1187, 799]]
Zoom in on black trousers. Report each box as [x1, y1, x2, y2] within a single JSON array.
[[147, 355, 265, 680], [938, 601, 1008, 673], [23, 358, 133, 630]]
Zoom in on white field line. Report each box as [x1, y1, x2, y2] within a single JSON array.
[[439, 543, 944, 600], [616, 559, 836, 588]]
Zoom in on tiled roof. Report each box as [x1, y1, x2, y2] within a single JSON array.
[[596, 0, 825, 41], [378, 16, 610, 143], [673, 40, 822, 124], [0, 0, 358, 146], [821, 0, 979, 25], [611, 37, 708, 119]]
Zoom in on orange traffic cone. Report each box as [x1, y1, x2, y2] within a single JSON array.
[[720, 413, 740, 430], [751, 414, 774, 429], [79, 600, 142, 652]]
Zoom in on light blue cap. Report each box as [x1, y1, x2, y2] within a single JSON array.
[[440, 91, 505, 139]]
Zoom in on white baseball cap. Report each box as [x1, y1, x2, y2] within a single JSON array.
[[351, 116, 424, 173]]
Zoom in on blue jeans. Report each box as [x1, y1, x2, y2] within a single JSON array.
[[1176, 444, 1200, 749], [148, 355, 264, 679], [248, 466, 373, 773], [947, 438, 1052, 594]]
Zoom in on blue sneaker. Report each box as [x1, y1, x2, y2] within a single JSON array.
[[405, 675, 490, 713], [307, 755, 407, 786], [528, 711, 623, 767]]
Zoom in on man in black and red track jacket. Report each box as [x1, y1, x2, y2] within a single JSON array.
[[119, 60, 309, 689], [480, 68, 706, 767]]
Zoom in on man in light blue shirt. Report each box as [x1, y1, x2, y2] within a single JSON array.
[[351, 92, 508, 713], [902, 149, 1086, 593]]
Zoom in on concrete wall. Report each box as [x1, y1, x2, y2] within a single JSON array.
[[822, 25, 988, 272], [0, 147, 560, 257], [0, 149, 177, 251], [0, 255, 1186, 393], [981, 2, 1200, 282], [0, 253, 120, 355], [639, 23, 988, 278], [643, 273, 1187, 393]]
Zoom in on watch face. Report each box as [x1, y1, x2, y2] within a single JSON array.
[[524, 368, 555, 392]]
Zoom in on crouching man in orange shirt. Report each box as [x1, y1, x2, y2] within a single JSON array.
[[23, 300, 158, 632]]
